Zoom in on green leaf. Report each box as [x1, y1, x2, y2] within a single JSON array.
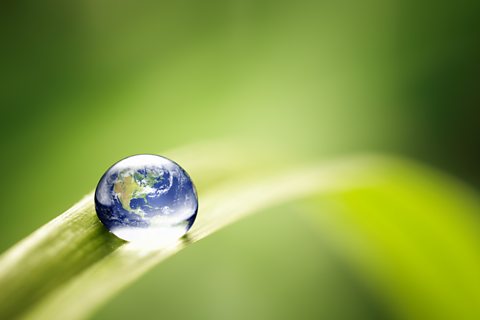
[[0, 144, 478, 320]]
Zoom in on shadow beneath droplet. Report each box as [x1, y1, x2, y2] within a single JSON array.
[[180, 233, 193, 246]]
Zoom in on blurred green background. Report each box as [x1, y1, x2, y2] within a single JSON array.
[[1, 0, 479, 319]]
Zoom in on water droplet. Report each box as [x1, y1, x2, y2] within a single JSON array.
[[95, 154, 198, 245]]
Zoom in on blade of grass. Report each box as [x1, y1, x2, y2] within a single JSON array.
[[1, 146, 479, 320]]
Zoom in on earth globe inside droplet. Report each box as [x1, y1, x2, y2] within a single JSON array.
[[95, 154, 198, 244]]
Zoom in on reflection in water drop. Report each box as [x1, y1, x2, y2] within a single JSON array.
[[95, 154, 198, 245]]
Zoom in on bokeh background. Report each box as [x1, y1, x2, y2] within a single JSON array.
[[1, 0, 479, 319]]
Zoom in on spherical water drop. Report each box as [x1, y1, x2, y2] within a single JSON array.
[[95, 154, 198, 244]]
